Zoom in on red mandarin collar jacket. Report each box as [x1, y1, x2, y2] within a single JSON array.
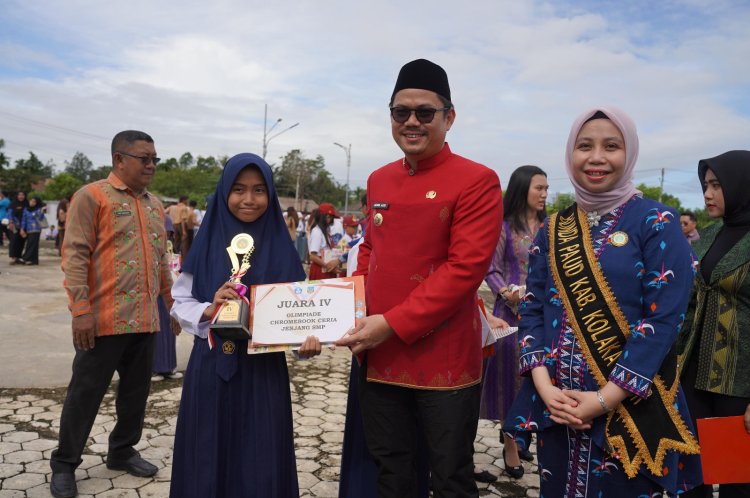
[[355, 144, 503, 389]]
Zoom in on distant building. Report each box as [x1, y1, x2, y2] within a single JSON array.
[[278, 196, 319, 213]]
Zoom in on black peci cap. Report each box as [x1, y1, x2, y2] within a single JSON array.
[[391, 59, 451, 104]]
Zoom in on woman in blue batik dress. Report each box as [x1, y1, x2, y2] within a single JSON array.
[[503, 106, 702, 497], [169, 153, 321, 498]]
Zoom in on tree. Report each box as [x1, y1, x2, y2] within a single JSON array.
[[89, 165, 111, 182], [64, 152, 94, 183], [274, 150, 345, 206], [195, 155, 215, 172], [15, 152, 52, 177], [159, 157, 179, 172], [0, 139, 8, 170], [43, 172, 83, 200], [178, 152, 194, 170], [0, 151, 53, 193], [149, 167, 220, 202], [547, 192, 576, 214], [636, 183, 682, 211]]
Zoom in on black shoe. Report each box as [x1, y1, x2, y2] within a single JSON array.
[[519, 447, 534, 462], [473, 469, 498, 483], [50, 472, 78, 498], [106, 454, 158, 477], [503, 447, 524, 479]]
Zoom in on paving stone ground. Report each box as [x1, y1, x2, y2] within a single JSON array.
[[0, 243, 539, 497], [3, 242, 716, 497], [0, 347, 540, 497]]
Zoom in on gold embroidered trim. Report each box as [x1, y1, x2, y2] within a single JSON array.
[[607, 375, 700, 477], [366, 370, 481, 390]]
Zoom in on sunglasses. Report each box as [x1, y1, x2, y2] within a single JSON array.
[[117, 151, 161, 166], [389, 106, 451, 124]]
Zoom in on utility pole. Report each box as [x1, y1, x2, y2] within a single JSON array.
[[333, 142, 351, 215], [262, 104, 299, 160], [294, 158, 302, 211], [659, 168, 665, 203]]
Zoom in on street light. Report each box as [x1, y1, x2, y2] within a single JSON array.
[[262, 104, 299, 160], [333, 142, 351, 215]]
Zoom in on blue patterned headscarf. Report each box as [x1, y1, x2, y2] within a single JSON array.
[[181, 153, 305, 303]]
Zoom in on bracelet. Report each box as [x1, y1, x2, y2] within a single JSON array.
[[597, 390, 613, 413]]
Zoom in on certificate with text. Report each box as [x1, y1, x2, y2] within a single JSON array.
[[248, 276, 365, 353]]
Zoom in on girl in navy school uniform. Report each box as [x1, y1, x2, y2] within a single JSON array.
[[169, 153, 320, 497]]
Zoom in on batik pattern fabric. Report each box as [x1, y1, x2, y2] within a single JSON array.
[[62, 173, 172, 335], [678, 221, 750, 398], [481, 220, 537, 420], [504, 197, 702, 496]]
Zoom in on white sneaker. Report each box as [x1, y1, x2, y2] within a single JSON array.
[[165, 371, 183, 379], [151, 374, 164, 382]]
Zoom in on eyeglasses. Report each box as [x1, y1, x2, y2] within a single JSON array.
[[116, 151, 161, 166], [389, 106, 451, 124]]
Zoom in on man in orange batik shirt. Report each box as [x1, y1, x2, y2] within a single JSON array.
[[50, 130, 179, 498]]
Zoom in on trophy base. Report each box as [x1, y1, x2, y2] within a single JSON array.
[[209, 324, 252, 342], [209, 299, 252, 341]]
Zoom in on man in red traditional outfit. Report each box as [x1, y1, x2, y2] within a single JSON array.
[[336, 59, 503, 497]]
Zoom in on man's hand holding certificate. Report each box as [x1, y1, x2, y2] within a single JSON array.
[[248, 276, 365, 353]]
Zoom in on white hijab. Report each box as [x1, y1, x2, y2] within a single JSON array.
[[565, 106, 641, 214]]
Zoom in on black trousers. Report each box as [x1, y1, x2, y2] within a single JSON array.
[[180, 228, 193, 258], [359, 360, 481, 498], [50, 333, 156, 473], [8, 229, 24, 259], [172, 223, 183, 254], [681, 353, 750, 498], [21, 231, 40, 264]]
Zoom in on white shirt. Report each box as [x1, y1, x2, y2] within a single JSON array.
[[346, 238, 363, 277], [170, 272, 211, 339], [331, 218, 344, 239], [308, 225, 330, 255], [170, 271, 310, 359]]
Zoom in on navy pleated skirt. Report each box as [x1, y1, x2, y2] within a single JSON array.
[[169, 337, 298, 498], [339, 359, 379, 498], [152, 296, 177, 375]]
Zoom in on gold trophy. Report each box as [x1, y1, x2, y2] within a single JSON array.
[[209, 233, 255, 341]]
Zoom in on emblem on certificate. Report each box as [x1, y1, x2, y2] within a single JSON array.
[[210, 233, 255, 341]]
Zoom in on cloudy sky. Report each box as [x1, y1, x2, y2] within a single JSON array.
[[1, 0, 749, 208]]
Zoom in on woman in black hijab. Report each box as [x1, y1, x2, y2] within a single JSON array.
[[8, 191, 28, 264], [678, 150, 750, 497]]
